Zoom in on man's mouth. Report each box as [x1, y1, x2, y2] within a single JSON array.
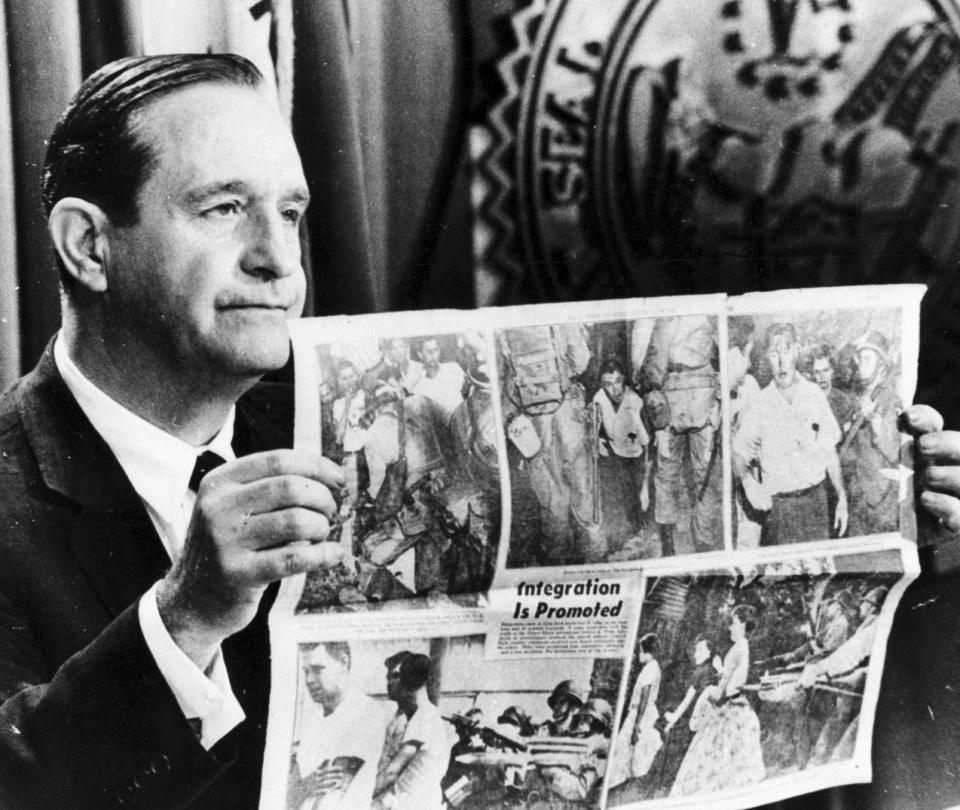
[[218, 302, 292, 313]]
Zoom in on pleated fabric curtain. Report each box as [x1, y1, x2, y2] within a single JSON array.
[[291, 0, 469, 317], [0, 0, 471, 389]]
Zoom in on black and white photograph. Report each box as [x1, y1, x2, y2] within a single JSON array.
[[606, 549, 906, 806], [499, 313, 724, 568], [281, 635, 622, 810], [728, 307, 909, 548], [0, 1, 957, 809], [294, 332, 501, 611]]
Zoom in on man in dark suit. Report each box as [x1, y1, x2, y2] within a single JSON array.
[[0, 54, 343, 808]]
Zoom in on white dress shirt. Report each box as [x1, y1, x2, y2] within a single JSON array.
[[412, 363, 465, 419], [732, 376, 841, 495], [53, 336, 245, 749], [294, 688, 388, 809]]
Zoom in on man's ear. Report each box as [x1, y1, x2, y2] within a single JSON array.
[[48, 197, 112, 293]]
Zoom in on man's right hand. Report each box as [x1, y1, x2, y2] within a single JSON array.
[[157, 449, 345, 669]]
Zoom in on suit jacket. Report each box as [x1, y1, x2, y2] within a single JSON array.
[[0, 341, 293, 810]]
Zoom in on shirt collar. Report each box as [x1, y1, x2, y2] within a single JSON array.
[[53, 335, 236, 525]]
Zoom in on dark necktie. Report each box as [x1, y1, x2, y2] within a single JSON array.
[[189, 450, 227, 492]]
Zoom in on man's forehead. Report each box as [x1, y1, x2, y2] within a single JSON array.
[[134, 82, 306, 195], [307, 646, 335, 666]]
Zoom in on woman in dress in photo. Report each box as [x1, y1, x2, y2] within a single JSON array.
[[609, 633, 662, 787], [670, 605, 766, 797]]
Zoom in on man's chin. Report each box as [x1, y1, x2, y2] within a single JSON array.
[[214, 337, 292, 380]]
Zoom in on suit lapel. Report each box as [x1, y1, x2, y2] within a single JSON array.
[[18, 342, 169, 618], [16, 342, 295, 621], [65, 499, 170, 618]]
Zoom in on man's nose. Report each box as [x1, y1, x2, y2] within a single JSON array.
[[241, 210, 301, 280]]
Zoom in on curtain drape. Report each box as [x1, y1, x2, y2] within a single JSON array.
[[4, 0, 83, 383], [0, 0, 19, 387], [0, 0, 471, 389]]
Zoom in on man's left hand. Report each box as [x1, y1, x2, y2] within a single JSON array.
[[903, 405, 960, 532]]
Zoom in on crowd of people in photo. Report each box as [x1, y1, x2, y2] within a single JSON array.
[[502, 315, 722, 566], [502, 312, 904, 564], [289, 645, 618, 810], [606, 575, 893, 803], [298, 335, 499, 608], [730, 317, 903, 546]]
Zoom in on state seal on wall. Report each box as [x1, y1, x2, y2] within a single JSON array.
[[477, 0, 960, 303]]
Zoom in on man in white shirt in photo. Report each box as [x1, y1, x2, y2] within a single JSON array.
[[288, 642, 388, 810], [373, 650, 451, 810], [412, 336, 465, 420], [733, 322, 848, 545], [591, 357, 649, 556]]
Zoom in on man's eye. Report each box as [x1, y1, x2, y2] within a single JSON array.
[[281, 207, 303, 226], [205, 201, 242, 218]]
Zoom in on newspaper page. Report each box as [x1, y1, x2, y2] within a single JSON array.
[[261, 285, 922, 810]]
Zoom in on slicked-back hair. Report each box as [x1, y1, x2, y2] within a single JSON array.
[[43, 54, 264, 289]]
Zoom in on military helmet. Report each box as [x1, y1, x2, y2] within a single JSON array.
[[547, 679, 586, 710], [574, 698, 613, 734], [497, 705, 531, 729], [853, 331, 890, 366]]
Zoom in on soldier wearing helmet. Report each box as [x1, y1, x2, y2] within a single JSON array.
[[540, 680, 587, 737], [840, 330, 902, 537], [797, 585, 889, 766], [572, 698, 613, 737], [801, 586, 888, 688], [539, 698, 613, 806]]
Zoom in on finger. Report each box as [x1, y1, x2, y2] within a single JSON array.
[[899, 404, 944, 436], [915, 431, 960, 463], [238, 508, 332, 549], [210, 449, 346, 488], [237, 474, 338, 517], [919, 490, 960, 533], [921, 464, 960, 497], [245, 539, 346, 582]]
